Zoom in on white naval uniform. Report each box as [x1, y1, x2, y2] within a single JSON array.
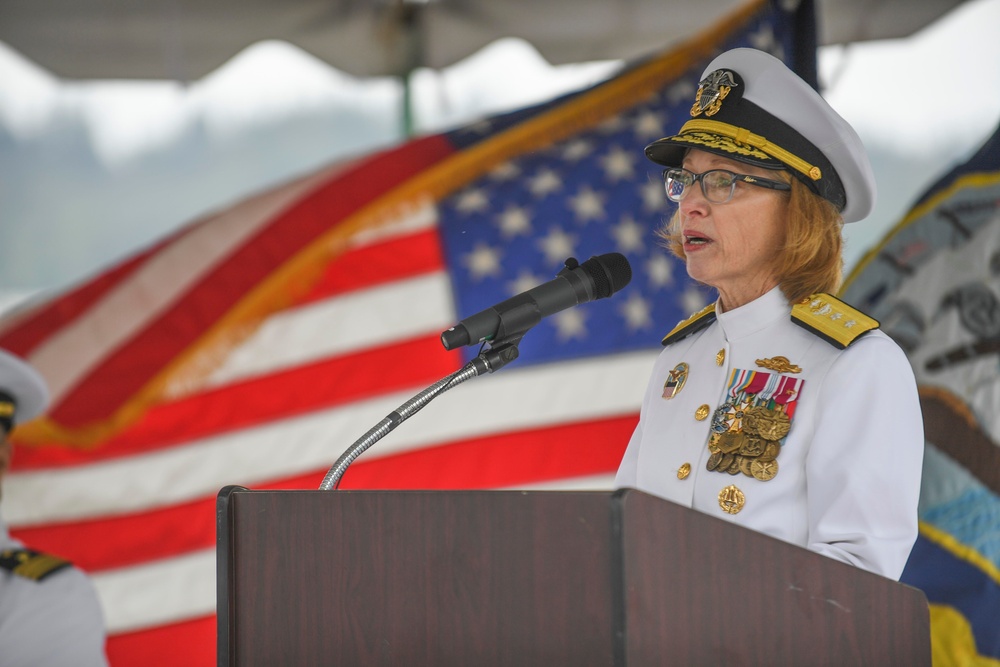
[[0, 518, 109, 667], [615, 287, 923, 580]]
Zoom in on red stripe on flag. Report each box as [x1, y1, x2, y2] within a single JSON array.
[[12, 333, 463, 470], [106, 614, 215, 667], [45, 136, 457, 428], [12, 415, 635, 572], [297, 229, 446, 303], [337, 414, 634, 490]]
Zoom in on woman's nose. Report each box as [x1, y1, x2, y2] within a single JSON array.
[[678, 182, 710, 215]]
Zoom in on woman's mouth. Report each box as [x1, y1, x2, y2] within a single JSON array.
[[684, 234, 712, 247]]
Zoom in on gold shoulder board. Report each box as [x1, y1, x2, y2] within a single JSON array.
[[661, 303, 717, 346], [791, 293, 879, 349], [0, 548, 72, 582]]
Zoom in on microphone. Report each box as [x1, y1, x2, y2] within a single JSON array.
[[440, 252, 632, 350]]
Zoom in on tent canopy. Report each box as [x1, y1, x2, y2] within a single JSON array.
[[0, 0, 967, 81]]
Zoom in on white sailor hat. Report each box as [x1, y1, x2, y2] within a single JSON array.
[[645, 48, 876, 224], [0, 349, 49, 431]]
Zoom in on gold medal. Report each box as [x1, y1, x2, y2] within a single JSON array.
[[738, 435, 767, 457], [727, 457, 741, 475], [739, 456, 754, 477], [662, 363, 689, 399], [716, 431, 743, 454], [713, 398, 752, 433], [758, 442, 781, 462], [706, 451, 723, 471], [751, 459, 778, 482], [743, 406, 791, 441], [718, 484, 745, 514]]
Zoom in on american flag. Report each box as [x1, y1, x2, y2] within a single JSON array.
[[0, 2, 804, 664]]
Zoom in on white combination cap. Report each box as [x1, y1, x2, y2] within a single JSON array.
[[0, 349, 50, 429], [645, 48, 876, 223]]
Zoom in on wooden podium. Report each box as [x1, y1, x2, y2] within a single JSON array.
[[217, 487, 930, 666]]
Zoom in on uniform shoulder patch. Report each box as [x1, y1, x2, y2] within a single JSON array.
[[791, 293, 879, 349], [0, 548, 72, 582], [661, 303, 717, 346]]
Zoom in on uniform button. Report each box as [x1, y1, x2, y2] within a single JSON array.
[[677, 463, 691, 480], [695, 404, 710, 421], [716, 349, 725, 366]]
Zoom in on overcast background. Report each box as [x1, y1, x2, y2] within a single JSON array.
[[1, 0, 998, 308]]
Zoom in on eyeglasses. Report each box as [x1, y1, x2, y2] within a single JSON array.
[[662, 168, 791, 204]]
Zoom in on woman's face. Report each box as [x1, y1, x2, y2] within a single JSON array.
[[677, 149, 789, 310]]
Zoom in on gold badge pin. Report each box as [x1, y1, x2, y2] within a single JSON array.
[[677, 463, 691, 480], [755, 356, 801, 374], [661, 363, 689, 400], [718, 485, 745, 514]]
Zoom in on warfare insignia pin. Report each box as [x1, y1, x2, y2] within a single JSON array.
[[662, 362, 690, 399], [690, 69, 738, 117], [755, 356, 802, 374]]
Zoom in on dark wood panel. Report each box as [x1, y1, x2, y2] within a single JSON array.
[[218, 488, 930, 666], [619, 491, 931, 666], [226, 490, 617, 667]]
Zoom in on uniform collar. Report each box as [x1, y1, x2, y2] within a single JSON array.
[[715, 286, 790, 342]]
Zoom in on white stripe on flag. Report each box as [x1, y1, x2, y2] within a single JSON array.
[[506, 473, 618, 491], [93, 548, 216, 634], [205, 271, 455, 387]]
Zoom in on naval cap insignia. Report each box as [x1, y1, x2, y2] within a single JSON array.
[[690, 69, 738, 118]]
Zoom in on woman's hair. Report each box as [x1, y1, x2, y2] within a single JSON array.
[[656, 170, 844, 303]]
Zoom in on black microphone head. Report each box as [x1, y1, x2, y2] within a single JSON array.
[[581, 252, 632, 299]]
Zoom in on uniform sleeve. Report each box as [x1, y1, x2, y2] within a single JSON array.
[[804, 332, 923, 579], [615, 420, 642, 488], [616, 354, 663, 489], [0, 566, 109, 667], [48, 568, 109, 667]]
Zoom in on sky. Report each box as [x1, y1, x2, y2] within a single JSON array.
[[1, 0, 999, 307]]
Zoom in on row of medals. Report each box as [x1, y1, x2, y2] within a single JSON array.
[[707, 400, 791, 482]]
